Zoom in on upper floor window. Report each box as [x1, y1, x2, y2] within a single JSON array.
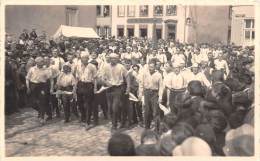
[[66, 7, 78, 26], [154, 5, 163, 16], [166, 5, 177, 16], [118, 6, 125, 17], [140, 5, 148, 17], [103, 5, 110, 17], [127, 5, 135, 17]]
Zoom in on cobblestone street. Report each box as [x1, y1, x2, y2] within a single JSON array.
[[5, 108, 144, 156]]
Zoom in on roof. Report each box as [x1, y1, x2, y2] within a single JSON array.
[[53, 25, 100, 39]]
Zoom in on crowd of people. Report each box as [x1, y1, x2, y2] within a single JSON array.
[[5, 28, 254, 156]]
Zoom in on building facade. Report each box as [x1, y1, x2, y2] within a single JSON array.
[[230, 5, 254, 46], [96, 5, 112, 38], [109, 5, 230, 44], [111, 5, 186, 42], [5, 5, 96, 38]]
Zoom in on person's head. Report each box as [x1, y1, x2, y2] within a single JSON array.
[[200, 61, 208, 68], [194, 124, 216, 145], [110, 53, 120, 66], [158, 48, 163, 54], [207, 110, 227, 133], [191, 63, 199, 75], [119, 47, 124, 53], [152, 49, 157, 55], [148, 59, 156, 73], [173, 65, 181, 75], [63, 64, 72, 74], [171, 122, 194, 145], [81, 54, 89, 66], [91, 51, 98, 60], [108, 133, 135, 156], [126, 46, 131, 53], [223, 124, 254, 156], [164, 61, 173, 73], [156, 60, 161, 70], [132, 64, 140, 73], [44, 56, 50, 67], [188, 81, 204, 96], [67, 54, 73, 63], [172, 137, 212, 156], [141, 130, 159, 145], [208, 52, 213, 59], [35, 56, 44, 68], [52, 48, 58, 57], [124, 59, 132, 70]]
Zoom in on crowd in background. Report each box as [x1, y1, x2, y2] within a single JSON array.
[[5, 28, 254, 156]]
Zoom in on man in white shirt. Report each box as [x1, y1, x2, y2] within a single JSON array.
[[191, 48, 208, 65], [101, 53, 130, 132], [188, 63, 211, 88], [75, 53, 98, 130], [156, 48, 167, 65], [171, 49, 186, 68], [214, 53, 230, 79], [138, 59, 163, 132], [164, 64, 186, 115]]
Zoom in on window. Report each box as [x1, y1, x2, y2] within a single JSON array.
[[127, 27, 134, 37], [118, 6, 125, 17], [127, 6, 135, 17], [66, 7, 78, 26], [156, 28, 162, 39], [97, 5, 101, 16], [166, 5, 177, 16], [244, 19, 255, 41], [117, 27, 124, 37], [140, 28, 147, 37], [154, 5, 163, 16], [104, 26, 111, 38], [103, 5, 110, 17], [140, 5, 148, 17]]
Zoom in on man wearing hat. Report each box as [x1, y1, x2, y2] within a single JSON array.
[[187, 63, 211, 88], [26, 56, 53, 124], [101, 53, 130, 132], [75, 53, 98, 130]]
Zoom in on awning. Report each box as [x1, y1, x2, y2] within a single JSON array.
[[53, 25, 100, 39]]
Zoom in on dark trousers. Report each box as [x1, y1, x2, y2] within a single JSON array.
[[169, 89, 186, 115], [130, 89, 143, 124], [106, 85, 124, 128], [30, 82, 50, 119], [77, 82, 94, 124], [121, 93, 130, 126], [93, 91, 108, 124], [144, 89, 160, 132], [61, 95, 73, 121]]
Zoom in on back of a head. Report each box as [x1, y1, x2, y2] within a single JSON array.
[[172, 137, 212, 156], [136, 144, 161, 156], [171, 122, 194, 145], [108, 133, 135, 156]]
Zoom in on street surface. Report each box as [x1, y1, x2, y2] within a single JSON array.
[[5, 108, 144, 156]]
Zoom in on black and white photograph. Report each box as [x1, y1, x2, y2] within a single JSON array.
[[4, 4, 255, 157]]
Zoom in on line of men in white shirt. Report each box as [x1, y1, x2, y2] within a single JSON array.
[[25, 41, 233, 133]]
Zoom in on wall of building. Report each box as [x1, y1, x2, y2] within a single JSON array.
[[231, 6, 254, 46], [5, 5, 96, 39], [186, 6, 230, 44], [111, 5, 187, 42]]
